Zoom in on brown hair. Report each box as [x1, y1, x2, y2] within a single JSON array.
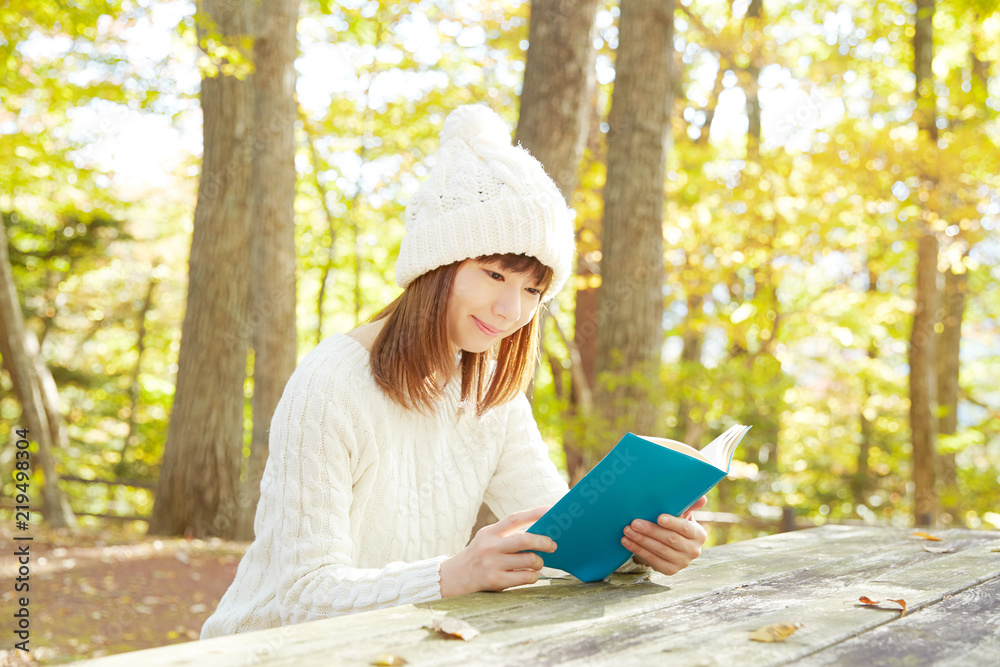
[[368, 253, 554, 418]]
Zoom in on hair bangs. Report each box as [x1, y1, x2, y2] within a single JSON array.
[[477, 253, 553, 297]]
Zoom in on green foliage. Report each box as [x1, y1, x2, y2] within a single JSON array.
[[0, 0, 185, 522]]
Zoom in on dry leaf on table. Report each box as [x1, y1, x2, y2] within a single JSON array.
[[911, 531, 942, 541], [749, 622, 803, 642], [371, 655, 408, 666], [858, 596, 907, 617], [424, 612, 480, 640], [921, 544, 957, 554]]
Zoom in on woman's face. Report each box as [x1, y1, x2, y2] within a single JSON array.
[[446, 258, 543, 353]]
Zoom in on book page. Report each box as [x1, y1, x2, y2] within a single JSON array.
[[700, 425, 750, 470], [636, 436, 718, 468], [638, 424, 750, 472]]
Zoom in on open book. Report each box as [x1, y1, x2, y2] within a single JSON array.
[[526, 424, 751, 583]]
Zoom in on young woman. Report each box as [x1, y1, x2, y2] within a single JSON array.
[[201, 105, 707, 639]]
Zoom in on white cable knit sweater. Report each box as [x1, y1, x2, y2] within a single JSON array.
[[200, 333, 570, 638]]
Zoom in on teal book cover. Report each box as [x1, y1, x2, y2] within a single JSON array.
[[527, 425, 750, 583]]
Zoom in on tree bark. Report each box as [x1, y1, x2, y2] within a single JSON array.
[[909, 0, 938, 528], [910, 233, 939, 527], [516, 0, 600, 200], [853, 267, 879, 506], [936, 267, 964, 437], [0, 215, 77, 530], [678, 289, 705, 445], [239, 0, 300, 541], [594, 0, 674, 446], [150, 0, 254, 538], [515, 0, 600, 486], [743, 0, 763, 160], [936, 263, 965, 521]]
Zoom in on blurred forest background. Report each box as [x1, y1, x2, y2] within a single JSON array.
[[2, 0, 999, 555]]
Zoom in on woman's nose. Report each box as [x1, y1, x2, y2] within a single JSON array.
[[493, 287, 521, 321]]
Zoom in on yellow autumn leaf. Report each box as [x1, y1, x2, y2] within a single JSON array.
[[424, 612, 480, 641], [749, 622, 803, 642], [911, 531, 942, 541]]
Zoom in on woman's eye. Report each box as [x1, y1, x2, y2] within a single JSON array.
[[485, 268, 540, 295]]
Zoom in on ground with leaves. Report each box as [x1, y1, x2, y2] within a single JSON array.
[[0, 523, 247, 665]]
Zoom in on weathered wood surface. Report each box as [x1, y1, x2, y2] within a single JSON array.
[[77, 526, 1000, 666]]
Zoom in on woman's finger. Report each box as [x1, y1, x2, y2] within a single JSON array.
[[622, 524, 689, 569], [657, 513, 708, 545], [508, 531, 557, 554], [622, 516, 706, 574], [621, 534, 686, 575], [495, 505, 551, 537], [682, 496, 708, 519], [501, 551, 545, 572]]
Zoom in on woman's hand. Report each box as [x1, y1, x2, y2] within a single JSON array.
[[621, 495, 708, 575], [440, 506, 557, 598]]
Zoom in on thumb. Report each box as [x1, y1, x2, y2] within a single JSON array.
[[683, 495, 708, 520]]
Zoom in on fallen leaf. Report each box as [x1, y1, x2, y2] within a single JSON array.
[[371, 654, 408, 666], [608, 572, 653, 586], [424, 612, 480, 641], [911, 531, 942, 541], [749, 622, 803, 643], [858, 596, 907, 617], [921, 544, 956, 554], [888, 599, 907, 617]]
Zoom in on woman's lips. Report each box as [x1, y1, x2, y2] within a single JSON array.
[[473, 316, 500, 336]]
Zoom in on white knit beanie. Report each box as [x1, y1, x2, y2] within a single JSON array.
[[395, 104, 576, 304]]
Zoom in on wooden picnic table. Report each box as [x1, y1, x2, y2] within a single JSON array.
[[79, 525, 1000, 666]]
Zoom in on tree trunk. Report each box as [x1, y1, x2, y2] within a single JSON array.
[[516, 0, 599, 200], [516, 0, 600, 487], [238, 0, 300, 541], [0, 215, 77, 530], [936, 263, 965, 521], [678, 289, 705, 445], [117, 274, 157, 476], [594, 0, 674, 445], [910, 233, 939, 527], [569, 253, 598, 484], [304, 115, 340, 347], [909, 0, 938, 528], [853, 267, 879, 506], [149, 0, 254, 538], [743, 0, 763, 161]]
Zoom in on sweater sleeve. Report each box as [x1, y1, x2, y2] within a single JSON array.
[[482, 392, 568, 521], [263, 359, 445, 625]]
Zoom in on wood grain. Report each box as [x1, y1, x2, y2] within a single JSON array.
[[76, 526, 1000, 666]]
